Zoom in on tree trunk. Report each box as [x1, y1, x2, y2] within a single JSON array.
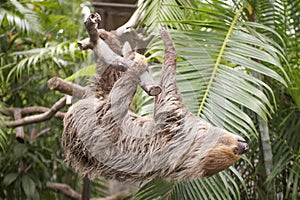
[[82, 176, 91, 200]]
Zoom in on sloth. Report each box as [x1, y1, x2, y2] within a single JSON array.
[[62, 20, 248, 182]]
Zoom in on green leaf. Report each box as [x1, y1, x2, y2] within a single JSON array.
[[13, 143, 27, 158], [136, 1, 292, 199], [143, 4, 288, 137], [134, 179, 175, 200], [65, 64, 96, 81], [3, 173, 18, 186], [0, 0, 42, 34], [0, 122, 7, 151], [196, 6, 244, 117], [5, 41, 86, 82], [21, 175, 36, 198], [135, 0, 196, 32]]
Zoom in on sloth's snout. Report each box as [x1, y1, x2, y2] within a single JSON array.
[[234, 135, 249, 155]]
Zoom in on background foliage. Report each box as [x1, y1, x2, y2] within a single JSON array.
[[0, 0, 96, 199], [0, 0, 299, 199]]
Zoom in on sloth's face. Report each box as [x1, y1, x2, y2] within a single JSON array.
[[199, 127, 248, 177]]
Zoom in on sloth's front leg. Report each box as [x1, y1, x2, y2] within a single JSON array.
[[99, 60, 149, 123]]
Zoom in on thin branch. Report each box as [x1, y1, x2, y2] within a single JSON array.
[[32, 127, 52, 139], [139, 70, 162, 96], [48, 77, 87, 99], [23, 163, 33, 174], [1, 107, 65, 119], [46, 182, 81, 200], [46, 182, 132, 200], [3, 97, 66, 128]]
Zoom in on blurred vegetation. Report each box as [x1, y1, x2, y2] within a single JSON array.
[[0, 0, 100, 199]]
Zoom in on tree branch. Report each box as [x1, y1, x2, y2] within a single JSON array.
[[3, 97, 66, 128], [46, 182, 81, 200], [82, 176, 91, 200], [48, 77, 87, 99], [78, 13, 161, 96], [46, 182, 132, 200], [1, 107, 65, 119], [31, 127, 52, 139]]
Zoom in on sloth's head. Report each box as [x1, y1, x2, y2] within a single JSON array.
[[196, 126, 248, 177]]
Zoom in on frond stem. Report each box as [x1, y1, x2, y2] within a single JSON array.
[[197, 6, 244, 117]]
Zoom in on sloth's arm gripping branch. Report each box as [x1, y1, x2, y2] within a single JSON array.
[[78, 13, 161, 96]]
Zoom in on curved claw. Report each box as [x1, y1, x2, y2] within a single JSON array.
[[85, 12, 102, 25]]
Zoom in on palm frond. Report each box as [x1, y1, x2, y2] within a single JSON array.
[[65, 64, 95, 81], [270, 108, 300, 199], [0, 122, 8, 151], [0, 103, 9, 151], [0, 0, 42, 34], [144, 11, 287, 137], [135, 1, 289, 199], [135, 0, 196, 32], [134, 179, 175, 200], [246, 1, 300, 198], [1, 41, 87, 82], [134, 167, 246, 200], [250, 0, 300, 108], [91, 178, 109, 198]]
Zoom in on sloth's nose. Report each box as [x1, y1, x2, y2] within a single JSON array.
[[234, 135, 249, 155]]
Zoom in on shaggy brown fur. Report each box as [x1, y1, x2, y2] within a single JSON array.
[[62, 29, 248, 182]]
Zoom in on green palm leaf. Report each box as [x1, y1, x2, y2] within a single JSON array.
[[239, 1, 300, 198], [135, 0, 289, 199], [135, 0, 196, 32], [2, 41, 86, 82], [134, 179, 175, 200], [0, 0, 42, 34], [65, 64, 96, 81], [269, 108, 300, 199], [145, 21, 287, 137], [0, 122, 7, 151], [134, 167, 246, 200]]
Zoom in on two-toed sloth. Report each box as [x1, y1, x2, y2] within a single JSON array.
[[62, 27, 248, 182]]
